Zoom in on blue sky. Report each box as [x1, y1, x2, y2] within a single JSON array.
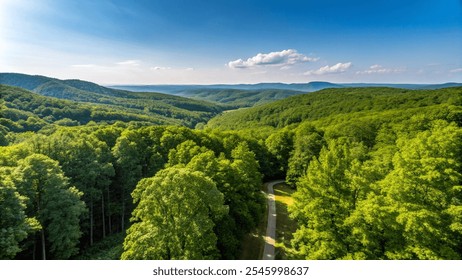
[[1, 0, 461, 84]]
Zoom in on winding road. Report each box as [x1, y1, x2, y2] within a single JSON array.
[[262, 180, 285, 260]]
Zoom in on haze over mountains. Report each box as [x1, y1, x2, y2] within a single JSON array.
[[111, 81, 462, 107], [110, 81, 462, 95]]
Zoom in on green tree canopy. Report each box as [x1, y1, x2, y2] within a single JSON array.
[[122, 167, 228, 260], [290, 138, 368, 259], [13, 154, 86, 259], [0, 170, 35, 259]]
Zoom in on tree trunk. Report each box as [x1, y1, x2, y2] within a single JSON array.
[[33, 237, 36, 260], [37, 193, 46, 260], [90, 200, 94, 246], [102, 191, 106, 238], [107, 188, 112, 234], [41, 229, 46, 260], [121, 198, 125, 232]]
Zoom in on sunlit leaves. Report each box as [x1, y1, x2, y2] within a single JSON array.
[[122, 167, 227, 260]]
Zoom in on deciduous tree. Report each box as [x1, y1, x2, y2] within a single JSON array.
[[122, 167, 227, 260]]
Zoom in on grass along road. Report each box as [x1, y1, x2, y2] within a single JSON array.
[[239, 180, 296, 260], [273, 183, 297, 259]]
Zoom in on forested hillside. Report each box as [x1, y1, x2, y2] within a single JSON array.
[[174, 88, 306, 108], [207, 87, 462, 129], [0, 85, 182, 133], [112, 82, 462, 108], [0, 73, 224, 127], [210, 86, 462, 259], [2, 80, 462, 260]]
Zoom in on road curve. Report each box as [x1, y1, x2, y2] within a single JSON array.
[[262, 180, 285, 260]]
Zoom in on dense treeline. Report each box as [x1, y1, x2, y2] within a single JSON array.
[[0, 122, 267, 259]]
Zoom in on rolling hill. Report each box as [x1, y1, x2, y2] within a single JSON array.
[[172, 88, 306, 107], [110, 81, 462, 108], [206, 87, 462, 130], [0, 84, 182, 133], [0, 73, 225, 127]]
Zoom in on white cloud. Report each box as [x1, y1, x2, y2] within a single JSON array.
[[151, 66, 172, 70], [356, 64, 404, 74], [228, 49, 318, 69], [450, 68, 462, 73], [116, 60, 140, 66], [305, 62, 352, 75]]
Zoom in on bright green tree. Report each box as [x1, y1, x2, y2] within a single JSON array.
[[265, 129, 293, 176], [32, 129, 115, 245], [13, 154, 86, 259], [290, 138, 368, 259], [122, 167, 227, 260], [377, 120, 462, 259], [112, 129, 150, 231], [0, 170, 37, 259], [286, 123, 325, 186], [166, 140, 210, 167]]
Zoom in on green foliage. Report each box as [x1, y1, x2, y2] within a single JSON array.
[[165, 139, 265, 259], [1, 84, 175, 131], [75, 232, 124, 260], [181, 88, 306, 107], [286, 124, 325, 186], [265, 129, 293, 177], [3, 79, 462, 260], [13, 154, 86, 259], [375, 120, 462, 259], [0, 78, 225, 130], [290, 139, 369, 259], [122, 167, 227, 259], [0, 171, 31, 259], [31, 129, 115, 246], [166, 140, 210, 167], [289, 119, 462, 260], [207, 87, 462, 129]]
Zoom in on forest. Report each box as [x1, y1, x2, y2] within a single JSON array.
[[1, 74, 462, 260]]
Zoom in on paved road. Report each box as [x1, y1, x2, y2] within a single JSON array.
[[262, 180, 285, 260]]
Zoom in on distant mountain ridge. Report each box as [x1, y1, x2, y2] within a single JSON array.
[[109, 81, 462, 94], [109, 81, 344, 94]]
